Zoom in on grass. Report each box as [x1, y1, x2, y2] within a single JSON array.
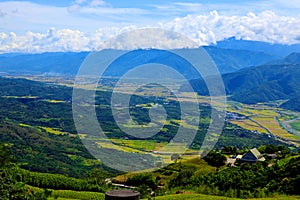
[[152, 194, 240, 200], [150, 194, 300, 200], [277, 155, 300, 167], [26, 185, 105, 200], [47, 193, 300, 200], [49, 190, 105, 200]]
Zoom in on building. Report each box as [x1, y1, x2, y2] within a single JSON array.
[[239, 148, 266, 163]]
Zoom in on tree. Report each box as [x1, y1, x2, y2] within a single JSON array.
[[204, 151, 227, 168], [0, 143, 27, 200], [221, 146, 237, 155], [126, 173, 156, 190], [0, 143, 12, 167], [168, 168, 195, 188], [0, 143, 53, 200]]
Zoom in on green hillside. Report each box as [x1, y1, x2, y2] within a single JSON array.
[[185, 62, 300, 106], [281, 97, 300, 112]]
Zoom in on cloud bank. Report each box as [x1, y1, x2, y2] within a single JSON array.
[[1, 11, 300, 53]]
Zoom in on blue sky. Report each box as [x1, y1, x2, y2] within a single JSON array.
[[1, 0, 299, 33], [0, 0, 300, 52]]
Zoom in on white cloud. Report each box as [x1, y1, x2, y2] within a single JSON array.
[[0, 28, 92, 53], [97, 28, 198, 50], [1, 11, 300, 53], [162, 10, 300, 45]]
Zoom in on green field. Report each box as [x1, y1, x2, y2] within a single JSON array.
[[291, 120, 300, 131], [153, 194, 300, 200], [49, 190, 105, 200]]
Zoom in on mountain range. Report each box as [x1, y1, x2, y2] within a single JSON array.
[[0, 39, 287, 76], [215, 37, 300, 57], [0, 38, 300, 110]]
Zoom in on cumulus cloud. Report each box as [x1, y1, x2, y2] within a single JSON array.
[[97, 28, 198, 50], [0, 28, 91, 53], [1, 11, 300, 53], [162, 10, 300, 45]]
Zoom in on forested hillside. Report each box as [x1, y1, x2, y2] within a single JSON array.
[[183, 56, 300, 106]]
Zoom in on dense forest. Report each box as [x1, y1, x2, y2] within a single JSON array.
[[181, 53, 300, 107]]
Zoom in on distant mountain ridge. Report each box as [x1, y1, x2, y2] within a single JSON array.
[[0, 52, 89, 75], [215, 37, 300, 57], [1, 38, 299, 77], [269, 52, 300, 65], [0, 45, 280, 76]]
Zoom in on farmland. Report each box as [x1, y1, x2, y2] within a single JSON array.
[[291, 120, 300, 131], [224, 101, 300, 146]]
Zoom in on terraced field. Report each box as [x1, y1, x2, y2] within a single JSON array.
[[226, 101, 300, 145], [229, 119, 268, 133]]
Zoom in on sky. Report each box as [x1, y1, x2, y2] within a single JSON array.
[[0, 0, 300, 52]]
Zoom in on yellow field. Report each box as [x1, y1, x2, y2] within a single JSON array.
[[110, 139, 166, 152], [38, 126, 69, 135], [252, 116, 299, 140], [230, 119, 268, 133], [44, 99, 66, 103]]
